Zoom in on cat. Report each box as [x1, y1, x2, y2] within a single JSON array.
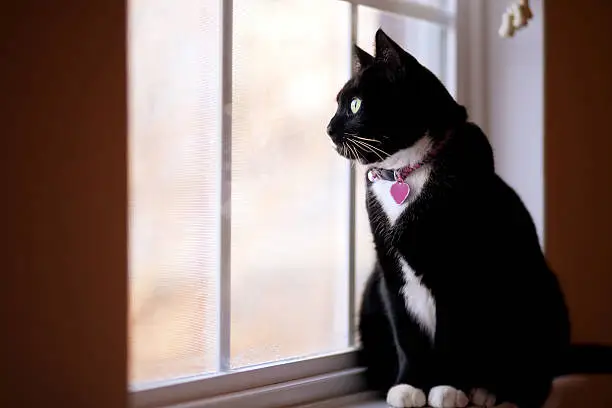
[[326, 29, 612, 408]]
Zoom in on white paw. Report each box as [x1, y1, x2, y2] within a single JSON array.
[[469, 388, 496, 407], [386, 384, 427, 407], [428, 385, 469, 408]]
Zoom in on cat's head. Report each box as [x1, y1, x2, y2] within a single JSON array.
[[326, 29, 466, 165]]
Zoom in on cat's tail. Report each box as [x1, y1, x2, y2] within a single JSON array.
[[555, 343, 612, 376]]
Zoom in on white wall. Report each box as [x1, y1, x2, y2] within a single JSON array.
[[483, 0, 544, 243]]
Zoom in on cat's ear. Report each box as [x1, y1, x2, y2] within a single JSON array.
[[374, 28, 403, 69], [353, 45, 374, 73]]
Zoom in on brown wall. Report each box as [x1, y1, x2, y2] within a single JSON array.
[[545, 1, 612, 344], [0, 1, 128, 407]]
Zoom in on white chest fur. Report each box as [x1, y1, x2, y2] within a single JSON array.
[[368, 136, 437, 340], [368, 136, 433, 225], [369, 169, 430, 225], [399, 257, 436, 340]]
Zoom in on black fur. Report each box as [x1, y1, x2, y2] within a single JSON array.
[[326, 29, 612, 408]]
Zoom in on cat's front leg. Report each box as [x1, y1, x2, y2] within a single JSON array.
[[422, 353, 473, 408], [378, 279, 432, 407], [422, 317, 472, 407], [384, 331, 430, 408], [386, 383, 427, 408], [386, 364, 469, 408], [427, 386, 469, 408], [387, 371, 469, 408]]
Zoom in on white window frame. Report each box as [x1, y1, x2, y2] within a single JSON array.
[[130, 0, 484, 407]]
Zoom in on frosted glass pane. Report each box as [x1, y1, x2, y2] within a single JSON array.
[[354, 7, 448, 344], [128, 0, 220, 385], [230, 0, 351, 368]]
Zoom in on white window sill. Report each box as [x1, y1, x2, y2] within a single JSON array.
[[131, 351, 368, 408]]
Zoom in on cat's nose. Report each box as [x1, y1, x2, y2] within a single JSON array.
[[327, 126, 342, 144], [326, 122, 342, 143], [327, 118, 344, 143]]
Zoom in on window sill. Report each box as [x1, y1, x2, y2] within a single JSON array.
[[131, 350, 368, 408], [133, 368, 367, 408]]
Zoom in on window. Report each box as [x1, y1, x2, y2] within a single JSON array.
[[129, 0, 466, 406]]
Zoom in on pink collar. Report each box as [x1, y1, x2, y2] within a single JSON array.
[[367, 134, 449, 183], [366, 133, 450, 204]]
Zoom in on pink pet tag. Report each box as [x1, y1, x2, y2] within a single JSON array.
[[390, 181, 410, 204]]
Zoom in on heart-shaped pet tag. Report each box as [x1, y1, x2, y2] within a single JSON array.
[[390, 181, 410, 204]]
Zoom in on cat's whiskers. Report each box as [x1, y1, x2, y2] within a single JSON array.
[[358, 141, 390, 157], [341, 144, 350, 159], [345, 141, 361, 161], [346, 139, 365, 162], [350, 138, 384, 161], [342, 143, 351, 159], [352, 135, 382, 144], [349, 138, 390, 160], [346, 132, 388, 142]]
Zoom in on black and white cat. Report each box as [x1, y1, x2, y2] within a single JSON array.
[[326, 29, 612, 408]]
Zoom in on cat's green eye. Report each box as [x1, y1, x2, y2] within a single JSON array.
[[350, 97, 362, 114]]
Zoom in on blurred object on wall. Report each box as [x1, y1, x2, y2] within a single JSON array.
[[499, 0, 534, 37]]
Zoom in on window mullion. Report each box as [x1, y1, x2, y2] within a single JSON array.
[[347, 3, 358, 347], [218, 0, 234, 373]]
